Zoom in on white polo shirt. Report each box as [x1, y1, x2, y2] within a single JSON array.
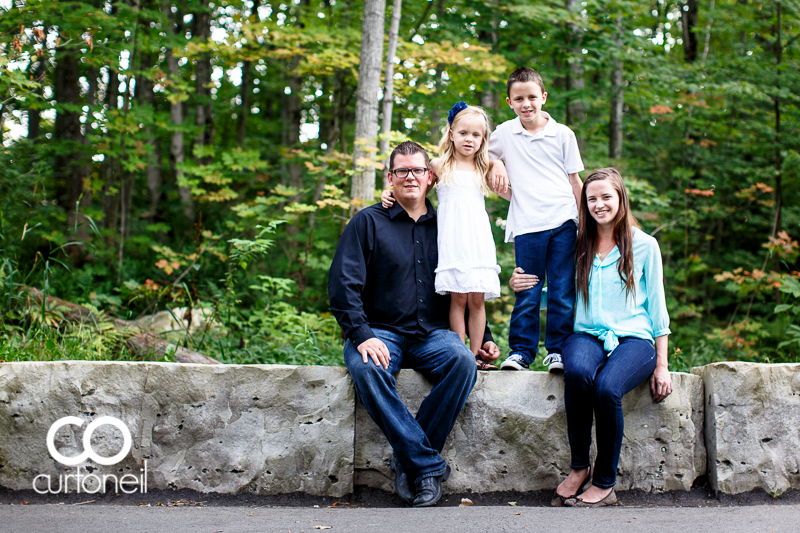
[[489, 113, 584, 242]]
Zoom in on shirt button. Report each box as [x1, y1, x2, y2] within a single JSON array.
[[417, 259, 422, 264], [418, 299, 423, 303], [415, 240, 419, 244], [418, 279, 422, 283]]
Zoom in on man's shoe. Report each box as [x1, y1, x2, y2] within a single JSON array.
[[543, 353, 565, 373], [412, 465, 451, 508], [390, 457, 415, 506], [500, 353, 529, 371]]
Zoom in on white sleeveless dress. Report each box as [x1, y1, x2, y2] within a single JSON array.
[[434, 170, 501, 300]]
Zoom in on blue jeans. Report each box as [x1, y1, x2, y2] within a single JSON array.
[[344, 328, 477, 483], [509, 221, 576, 364], [563, 333, 657, 489]]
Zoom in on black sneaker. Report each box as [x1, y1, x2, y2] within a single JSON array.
[[500, 353, 529, 371]]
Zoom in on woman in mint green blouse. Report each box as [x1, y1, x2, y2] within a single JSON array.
[[553, 168, 673, 508]]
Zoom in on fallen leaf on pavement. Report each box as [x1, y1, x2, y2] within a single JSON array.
[[459, 498, 474, 507], [507, 501, 517, 506]]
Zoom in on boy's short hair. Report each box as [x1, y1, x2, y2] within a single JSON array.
[[389, 141, 430, 171], [506, 67, 546, 96]]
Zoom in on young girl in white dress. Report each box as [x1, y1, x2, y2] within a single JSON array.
[[383, 102, 502, 369]]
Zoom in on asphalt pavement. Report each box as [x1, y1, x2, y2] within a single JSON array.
[[1, 503, 800, 533]]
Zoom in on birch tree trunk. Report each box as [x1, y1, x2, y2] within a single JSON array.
[[608, 13, 624, 159], [351, 0, 386, 207], [379, 0, 402, 158]]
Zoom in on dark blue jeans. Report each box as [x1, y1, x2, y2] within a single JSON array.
[[563, 333, 657, 489], [509, 221, 576, 364], [344, 328, 477, 483]]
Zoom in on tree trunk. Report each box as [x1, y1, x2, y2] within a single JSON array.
[[163, 3, 193, 221], [54, 46, 90, 240], [288, 73, 302, 191], [102, 65, 120, 236], [351, 0, 386, 207], [682, 0, 699, 63], [702, 0, 716, 62], [27, 59, 46, 140], [772, 0, 782, 235], [608, 13, 624, 159], [379, 0, 402, 158], [193, 0, 214, 164], [237, 60, 250, 144], [138, 50, 162, 217], [430, 65, 443, 137], [565, 0, 586, 153]]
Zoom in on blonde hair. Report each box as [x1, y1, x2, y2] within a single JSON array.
[[436, 106, 492, 195]]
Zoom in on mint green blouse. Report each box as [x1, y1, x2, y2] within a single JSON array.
[[574, 227, 671, 354]]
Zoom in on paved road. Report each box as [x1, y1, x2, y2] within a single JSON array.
[[1, 503, 799, 533]]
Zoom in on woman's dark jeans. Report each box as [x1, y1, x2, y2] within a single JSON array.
[[563, 333, 657, 489]]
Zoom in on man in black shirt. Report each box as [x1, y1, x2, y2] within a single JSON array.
[[329, 141, 498, 507]]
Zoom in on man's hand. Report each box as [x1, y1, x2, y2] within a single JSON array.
[[357, 338, 391, 369], [477, 341, 501, 363], [509, 267, 539, 292]]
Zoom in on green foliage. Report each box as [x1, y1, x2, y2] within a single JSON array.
[[0, 0, 798, 369]]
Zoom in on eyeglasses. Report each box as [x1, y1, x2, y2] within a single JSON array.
[[390, 167, 429, 179]]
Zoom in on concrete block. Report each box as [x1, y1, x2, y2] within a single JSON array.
[[0, 362, 355, 497], [692, 362, 800, 495], [355, 370, 705, 494]]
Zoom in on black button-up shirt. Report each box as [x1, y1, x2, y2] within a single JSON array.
[[328, 200, 492, 348]]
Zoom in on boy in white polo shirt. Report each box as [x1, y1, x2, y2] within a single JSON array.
[[490, 67, 584, 373]]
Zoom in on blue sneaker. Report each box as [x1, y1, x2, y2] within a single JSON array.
[[500, 353, 529, 371]]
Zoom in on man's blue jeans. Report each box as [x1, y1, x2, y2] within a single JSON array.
[[344, 328, 477, 483], [509, 220, 577, 364], [563, 333, 657, 489]]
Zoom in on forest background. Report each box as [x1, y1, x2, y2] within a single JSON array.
[[1, 0, 799, 371]]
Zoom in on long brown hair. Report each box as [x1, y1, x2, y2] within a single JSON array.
[[576, 168, 640, 307]]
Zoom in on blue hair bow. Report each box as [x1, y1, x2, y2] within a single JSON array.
[[447, 101, 468, 124]]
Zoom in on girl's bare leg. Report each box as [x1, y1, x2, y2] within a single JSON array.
[[467, 292, 486, 357], [449, 293, 468, 344]]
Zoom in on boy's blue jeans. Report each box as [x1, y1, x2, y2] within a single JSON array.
[[509, 220, 577, 364], [563, 333, 657, 489], [343, 328, 477, 483]]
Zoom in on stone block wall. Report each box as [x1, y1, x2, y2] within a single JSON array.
[[692, 362, 800, 495], [0, 362, 355, 497], [355, 370, 705, 494], [1, 360, 795, 497]]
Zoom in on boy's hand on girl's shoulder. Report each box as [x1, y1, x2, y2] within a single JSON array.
[[381, 188, 395, 208]]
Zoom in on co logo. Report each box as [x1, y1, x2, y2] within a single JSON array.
[[46, 416, 132, 466]]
